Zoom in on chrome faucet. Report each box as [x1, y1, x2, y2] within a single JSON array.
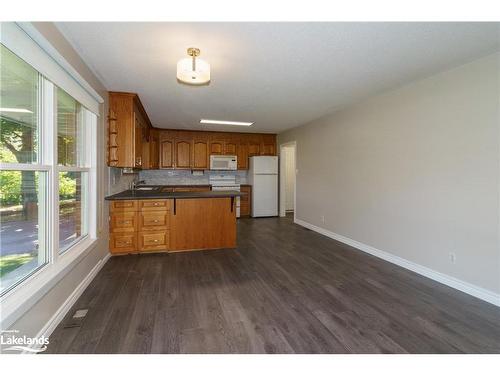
[[131, 180, 145, 190]]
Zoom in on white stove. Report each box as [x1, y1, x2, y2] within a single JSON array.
[[209, 175, 241, 217]]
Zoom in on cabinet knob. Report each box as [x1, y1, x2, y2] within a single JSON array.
[[154, 203, 159, 206], [153, 239, 159, 242], [153, 220, 159, 223]]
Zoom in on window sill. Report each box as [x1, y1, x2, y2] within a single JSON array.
[[0, 237, 100, 329]]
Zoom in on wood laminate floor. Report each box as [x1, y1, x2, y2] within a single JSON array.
[[45, 216, 500, 353]]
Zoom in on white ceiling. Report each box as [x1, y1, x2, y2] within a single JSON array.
[[56, 22, 499, 133]]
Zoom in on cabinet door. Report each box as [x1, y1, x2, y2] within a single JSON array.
[[261, 134, 276, 155], [142, 139, 151, 169], [160, 140, 174, 168], [224, 141, 237, 155], [248, 142, 261, 157], [150, 130, 159, 169], [236, 142, 248, 170], [240, 185, 251, 216], [134, 113, 143, 168], [175, 139, 192, 169], [210, 140, 224, 155], [193, 140, 209, 169]]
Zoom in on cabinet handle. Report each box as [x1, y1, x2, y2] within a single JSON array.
[[153, 220, 159, 223], [154, 202, 159, 206], [153, 239, 159, 242], [173, 198, 176, 215], [119, 220, 131, 224]]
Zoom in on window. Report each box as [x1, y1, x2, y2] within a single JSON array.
[[0, 43, 96, 296], [0, 45, 48, 293], [57, 88, 89, 253]]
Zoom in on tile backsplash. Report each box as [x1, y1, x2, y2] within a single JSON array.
[[139, 169, 248, 185], [108, 167, 136, 194]]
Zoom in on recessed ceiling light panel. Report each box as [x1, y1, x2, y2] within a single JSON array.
[[200, 119, 254, 126]]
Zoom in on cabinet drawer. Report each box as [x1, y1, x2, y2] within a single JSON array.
[[110, 212, 137, 232], [138, 231, 170, 252], [139, 211, 169, 231], [110, 233, 137, 253], [110, 200, 138, 212], [139, 200, 170, 211]]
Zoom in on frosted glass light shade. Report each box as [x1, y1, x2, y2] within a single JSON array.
[[177, 57, 210, 85]]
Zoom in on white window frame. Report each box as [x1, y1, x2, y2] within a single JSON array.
[[0, 23, 101, 329]]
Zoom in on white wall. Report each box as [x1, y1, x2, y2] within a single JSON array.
[[283, 146, 296, 211], [5, 23, 112, 338], [278, 53, 500, 296]]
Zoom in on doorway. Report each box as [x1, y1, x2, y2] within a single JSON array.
[[279, 141, 296, 219]]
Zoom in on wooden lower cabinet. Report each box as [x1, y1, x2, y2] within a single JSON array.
[[240, 185, 252, 217], [110, 233, 137, 254], [110, 199, 170, 254], [138, 231, 170, 252], [108, 196, 236, 254], [170, 198, 236, 252], [138, 211, 169, 231]]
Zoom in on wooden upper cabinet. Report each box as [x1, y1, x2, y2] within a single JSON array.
[[175, 139, 192, 169], [210, 140, 224, 155], [108, 91, 277, 170], [146, 128, 276, 170], [236, 142, 248, 170], [224, 140, 237, 155], [248, 141, 261, 157], [149, 129, 160, 169], [108, 110, 118, 166], [193, 139, 209, 169], [261, 134, 276, 156], [160, 139, 174, 168], [108, 92, 153, 168]]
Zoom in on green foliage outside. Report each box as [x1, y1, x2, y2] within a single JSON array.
[[0, 253, 35, 277], [0, 117, 77, 206]]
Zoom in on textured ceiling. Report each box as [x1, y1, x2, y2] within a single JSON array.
[[56, 22, 499, 133]]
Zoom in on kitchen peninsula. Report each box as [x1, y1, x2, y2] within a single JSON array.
[[105, 187, 243, 254]]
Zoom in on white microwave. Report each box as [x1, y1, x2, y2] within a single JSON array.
[[210, 155, 237, 170]]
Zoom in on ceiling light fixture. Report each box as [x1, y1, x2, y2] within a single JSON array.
[[177, 47, 210, 85], [0, 107, 33, 113], [200, 119, 254, 126]]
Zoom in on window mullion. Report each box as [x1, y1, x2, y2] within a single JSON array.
[[43, 79, 59, 264]]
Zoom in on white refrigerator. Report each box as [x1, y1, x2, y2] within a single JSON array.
[[248, 156, 278, 217]]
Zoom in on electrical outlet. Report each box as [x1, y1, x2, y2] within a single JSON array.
[[449, 252, 456, 264], [321, 215, 325, 224]]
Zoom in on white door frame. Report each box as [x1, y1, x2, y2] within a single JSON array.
[[279, 141, 297, 221]]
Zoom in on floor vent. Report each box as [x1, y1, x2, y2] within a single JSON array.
[[63, 309, 89, 328]]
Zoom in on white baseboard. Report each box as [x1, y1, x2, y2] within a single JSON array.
[[26, 253, 111, 354], [294, 218, 500, 307]]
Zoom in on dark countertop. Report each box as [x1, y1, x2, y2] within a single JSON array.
[[105, 189, 245, 201], [143, 184, 211, 187]]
